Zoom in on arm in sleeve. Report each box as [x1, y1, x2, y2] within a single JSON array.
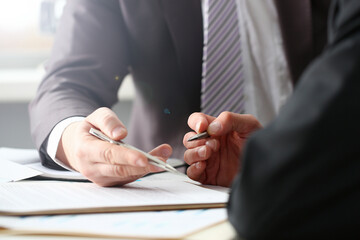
[[29, 0, 131, 167], [228, 0, 360, 239]]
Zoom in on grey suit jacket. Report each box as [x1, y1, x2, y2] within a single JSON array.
[[29, 0, 330, 168]]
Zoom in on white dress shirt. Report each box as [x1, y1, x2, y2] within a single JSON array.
[[47, 0, 293, 170]]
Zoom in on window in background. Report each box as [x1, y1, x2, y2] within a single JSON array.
[[0, 0, 66, 148], [0, 0, 134, 148]]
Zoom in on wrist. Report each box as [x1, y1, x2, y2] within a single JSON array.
[[56, 121, 82, 171]]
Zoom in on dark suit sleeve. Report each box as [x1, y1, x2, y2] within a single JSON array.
[[28, 0, 130, 166], [228, 0, 360, 239]]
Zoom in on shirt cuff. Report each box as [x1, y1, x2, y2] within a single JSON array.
[[46, 116, 85, 171]]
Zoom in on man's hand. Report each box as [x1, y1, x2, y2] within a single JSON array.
[[183, 112, 262, 187], [57, 107, 172, 187]]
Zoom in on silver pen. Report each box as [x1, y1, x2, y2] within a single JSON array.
[[89, 128, 183, 175], [187, 131, 210, 142]]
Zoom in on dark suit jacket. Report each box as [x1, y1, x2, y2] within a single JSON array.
[[228, 0, 360, 239], [29, 0, 330, 168]]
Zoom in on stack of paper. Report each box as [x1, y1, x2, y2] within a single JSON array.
[[0, 209, 228, 239], [0, 148, 230, 239], [0, 178, 228, 216]]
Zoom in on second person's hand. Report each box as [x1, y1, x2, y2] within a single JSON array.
[[183, 111, 262, 187]]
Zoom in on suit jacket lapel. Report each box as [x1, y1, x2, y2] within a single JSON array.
[[161, 0, 203, 84]]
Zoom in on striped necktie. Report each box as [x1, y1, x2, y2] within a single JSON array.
[[201, 0, 245, 116]]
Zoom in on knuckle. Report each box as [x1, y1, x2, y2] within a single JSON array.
[[101, 147, 114, 164], [188, 112, 202, 125], [221, 111, 232, 121], [97, 107, 110, 114], [245, 114, 262, 129], [87, 107, 110, 121], [101, 112, 115, 126], [189, 112, 200, 120], [112, 166, 127, 177]]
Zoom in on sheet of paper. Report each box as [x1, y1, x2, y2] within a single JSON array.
[[26, 162, 86, 180], [0, 147, 86, 180], [0, 147, 185, 181], [0, 147, 39, 165], [145, 172, 230, 194], [0, 179, 228, 215], [0, 159, 41, 183], [0, 208, 227, 239]]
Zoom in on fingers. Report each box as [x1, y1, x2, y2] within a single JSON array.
[[148, 144, 173, 160], [90, 144, 173, 185], [187, 111, 261, 140], [86, 107, 127, 140], [184, 145, 211, 165], [183, 132, 207, 148], [86, 164, 149, 187], [83, 134, 149, 167], [79, 141, 174, 186], [187, 112, 215, 133], [85, 128, 172, 168], [148, 144, 173, 172], [207, 112, 262, 136], [183, 132, 219, 151], [186, 161, 207, 183], [59, 108, 175, 187]]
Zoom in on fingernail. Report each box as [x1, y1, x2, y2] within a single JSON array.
[[136, 159, 147, 167], [208, 121, 221, 134], [112, 127, 126, 138], [198, 146, 206, 158], [196, 162, 202, 169], [195, 122, 201, 133]]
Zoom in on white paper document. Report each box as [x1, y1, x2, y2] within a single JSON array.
[[0, 178, 228, 215], [0, 147, 185, 181], [0, 159, 41, 183], [0, 208, 227, 239], [0, 147, 86, 181]]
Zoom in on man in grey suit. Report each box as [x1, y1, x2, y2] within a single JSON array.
[[29, 0, 329, 186]]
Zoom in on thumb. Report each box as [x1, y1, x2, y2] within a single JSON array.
[[207, 112, 262, 137], [85, 107, 128, 140]]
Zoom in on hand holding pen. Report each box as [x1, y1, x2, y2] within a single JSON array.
[[56, 107, 175, 187], [183, 112, 262, 187], [89, 128, 183, 175]]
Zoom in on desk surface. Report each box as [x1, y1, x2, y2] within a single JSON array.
[[1, 221, 237, 240]]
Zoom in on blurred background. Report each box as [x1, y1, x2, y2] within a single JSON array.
[[0, 0, 134, 149]]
